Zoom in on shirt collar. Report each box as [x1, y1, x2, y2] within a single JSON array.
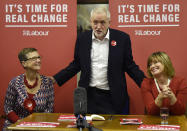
[[92, 29, 110, 41]]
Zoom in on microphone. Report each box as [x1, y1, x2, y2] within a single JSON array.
[[74, 87, 88, 131], [74, 87, 103, 131], [74, 87, 87, 117]]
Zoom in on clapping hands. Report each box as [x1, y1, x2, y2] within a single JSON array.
[[161, 86, 172, 98], [158, 86, 177, 105]]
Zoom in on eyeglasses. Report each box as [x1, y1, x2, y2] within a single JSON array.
[[25, 56, 41, 61]]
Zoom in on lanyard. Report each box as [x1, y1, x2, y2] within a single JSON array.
[[154, 78, 171, 93]]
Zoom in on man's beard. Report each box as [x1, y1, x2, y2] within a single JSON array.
[[94, 31, 104, 39]]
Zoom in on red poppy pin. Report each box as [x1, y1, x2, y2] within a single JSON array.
[[111, 40, 117, 46]]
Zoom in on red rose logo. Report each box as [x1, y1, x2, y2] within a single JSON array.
[[111, 40, 117, 46]]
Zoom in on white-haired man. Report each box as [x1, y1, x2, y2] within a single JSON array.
[[53, 6, 145, 114]]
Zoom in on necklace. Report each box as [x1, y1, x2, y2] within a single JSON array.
[[154, 78, 171, 93], [24, 75, 38, 89]]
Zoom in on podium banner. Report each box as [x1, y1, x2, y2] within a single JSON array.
[[109, 0, 187, 114], [0, 0, 77, 126]]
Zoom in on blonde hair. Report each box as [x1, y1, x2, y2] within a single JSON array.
[[147, 51, 175, 78]]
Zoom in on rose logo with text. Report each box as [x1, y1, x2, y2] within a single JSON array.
[[111, 40, 117, 46]]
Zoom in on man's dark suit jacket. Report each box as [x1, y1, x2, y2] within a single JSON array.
[[54, 28, 145, 114]]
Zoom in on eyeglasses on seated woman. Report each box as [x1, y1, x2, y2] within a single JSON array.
[[3, 48, 54, 130]]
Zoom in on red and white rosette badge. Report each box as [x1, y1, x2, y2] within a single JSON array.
[[24, 98, 36, 113], [111, 40, 117, 46]]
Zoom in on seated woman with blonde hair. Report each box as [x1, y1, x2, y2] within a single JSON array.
[[4, 48, 54, 129], [141, 51, 187, 115]]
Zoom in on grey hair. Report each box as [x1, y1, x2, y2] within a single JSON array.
[[90, 6, 111, 20]]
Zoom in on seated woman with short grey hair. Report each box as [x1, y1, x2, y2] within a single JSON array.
[[4, 48, 54, 130]]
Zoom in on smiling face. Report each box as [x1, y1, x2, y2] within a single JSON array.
[[149, 61, 165, 77], [23, 51, 41, 72], [147, 52, 175, 78], [90, 11, 110, 40]]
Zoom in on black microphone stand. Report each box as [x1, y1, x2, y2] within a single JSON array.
[[76, 115, 103, 131], [76, 116, 88, 131]]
